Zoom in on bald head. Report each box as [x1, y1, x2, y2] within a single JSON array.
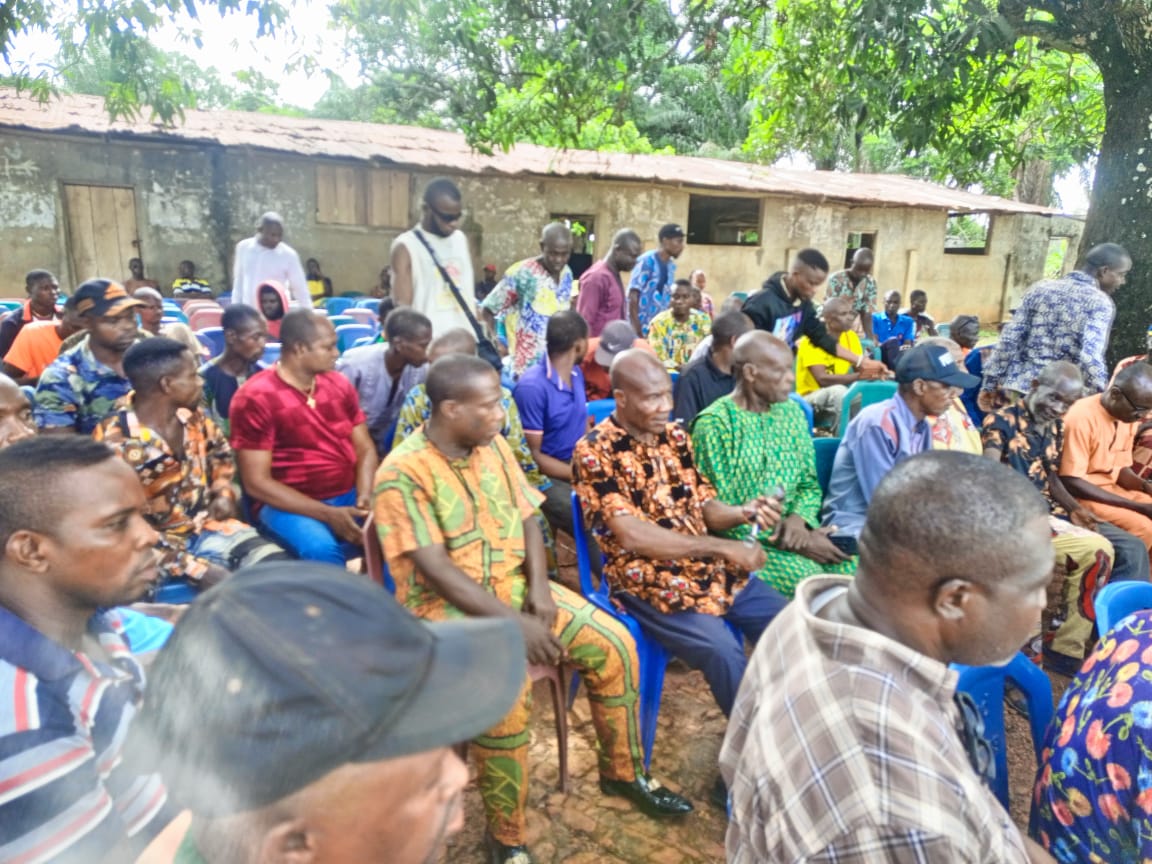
[[259, 211, 284, 229], [860, 452, 1050, 594], [822, 295, 852, 316], [1036, 360, 1082, 389], [851, 248, 874, 268], [539, 223, 574, 279], [610, 348, 666, 393], [919, 336, 962, 365], [133, 286, 163, 304], [427, 328, 477, 364], [732, 330, 789, 369], [426, 354, 500, 410], [613, 229, 641, 249], [540, 222, 573, 246]]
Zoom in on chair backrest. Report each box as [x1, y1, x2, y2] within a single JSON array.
[[352, 335, 377, 350], [361, 513, 396, 594], [1095, 581, 1152, 635], [953, 652, 1054, 809], [328, 315, 357, 329], [196, 326, 226, 359], [188, 308, 223, 331], [836, 380, 898, 437], [216, 293, 233, 307], [345, 308, 378, 330], [569, 492, 607, 600], [587, 398, 615, 426], [336, 324, 375, 353], [324, 297, 356, 315], [813, 437, 840, 496], [160, 310, 189, 326], [262, 343, 281, 365], [788, 392, 814, 433], [355, 297, 382, 311]]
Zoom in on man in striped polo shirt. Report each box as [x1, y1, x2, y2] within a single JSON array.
[[0, 436, 175, 862]]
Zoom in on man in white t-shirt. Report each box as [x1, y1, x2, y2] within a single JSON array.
[[231, 212, 310, 310], [390, 178, 475, 336]]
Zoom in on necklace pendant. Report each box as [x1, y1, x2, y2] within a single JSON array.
[[306, 396, 316, 409]]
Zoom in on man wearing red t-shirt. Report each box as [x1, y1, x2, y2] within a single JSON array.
[[231, 311, 378, 563]]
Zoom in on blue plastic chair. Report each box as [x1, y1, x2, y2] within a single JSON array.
[[327, 314, 357, 330], [216, 292, 233, 307], [1095, 581, 1152, 635], [587, 398, 615, 426], [336, 324, 375, 353], [160, 310, 189, 326], [324, 297, 356, 315], [117, 608, 174, 656], [836, 380, 897, 437], [161, 299, 182, 312], [813, 437, 839, 496], [354, 297, 381, 311], [953, 652, 1054, 809], [262, 343, 281, 365], [0, 300, 23, 312], [196, 326, 225, 359], [570, 491, 668, 769], [788, 393, 814, 433], [352, 335, 377, 350]]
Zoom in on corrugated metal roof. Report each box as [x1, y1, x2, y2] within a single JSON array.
[[0, 89, 1063, 216]]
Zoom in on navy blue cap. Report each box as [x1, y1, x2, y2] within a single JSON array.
[[895, 343, 981, 388], [125, 562, 525, 815]]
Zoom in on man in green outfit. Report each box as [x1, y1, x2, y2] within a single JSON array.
[[693, 331, 855, 597]]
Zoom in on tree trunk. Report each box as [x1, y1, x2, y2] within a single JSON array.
[[1078, 37, 1152, 365], [1013, 158, 1054, 206]]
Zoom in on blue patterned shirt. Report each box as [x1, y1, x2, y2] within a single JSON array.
[[628, 250, 677, 335], [982, 271, 1115, 395], [33, 339, 131, 433]]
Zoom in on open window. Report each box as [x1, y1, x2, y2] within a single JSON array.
[[687, 195, 762, 246], [844, 232, 877, 268], [944, 212, 991, 255], [550, 214, 596, 280]]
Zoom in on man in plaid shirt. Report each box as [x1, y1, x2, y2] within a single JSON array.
[[721, 451, 1057, 863]]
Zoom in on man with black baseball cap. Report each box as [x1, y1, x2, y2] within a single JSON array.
[[127, 561, 526, 864], [628, 223, 685, 336], [34, 278, 144, 433], [822, 343, 981, 544]]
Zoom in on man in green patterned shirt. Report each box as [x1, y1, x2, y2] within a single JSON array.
[[693, 331, 855, 597]]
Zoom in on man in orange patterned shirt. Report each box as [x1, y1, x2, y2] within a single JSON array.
[[573, 349, 788, 719], [374, 354, 692, 864], [94, 337, 287, 595]]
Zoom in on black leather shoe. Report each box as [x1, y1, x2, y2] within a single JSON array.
[[484, 833, 534, 864], [600, 773, 694, 817]]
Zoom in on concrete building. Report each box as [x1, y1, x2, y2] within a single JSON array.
[[0, 89, 1081, 325]]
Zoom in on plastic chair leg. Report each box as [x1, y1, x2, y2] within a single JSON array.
[[529, 663, 570, 793]]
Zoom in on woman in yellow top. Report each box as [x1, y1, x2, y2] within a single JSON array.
[[306, 257, 333, 306]]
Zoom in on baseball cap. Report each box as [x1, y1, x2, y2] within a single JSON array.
[[658, 223, 685, 241], [595, 320, 639, 366], [894, 343, 981, 388], [125, 562, 526, 816], [72, 278, 144, 318]]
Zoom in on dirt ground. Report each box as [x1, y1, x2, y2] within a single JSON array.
[[442, 545, 1062, 863]]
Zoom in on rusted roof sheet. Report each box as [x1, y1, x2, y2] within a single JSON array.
[[0, 89, 1062, 215]]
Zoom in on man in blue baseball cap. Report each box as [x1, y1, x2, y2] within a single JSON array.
[[822, 343, 981, 550], [127, 562, 526, 864]]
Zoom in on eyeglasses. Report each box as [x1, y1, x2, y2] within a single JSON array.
[[1116, 386, 1152, 415], [954, 691, 996, 789], [426, 202, 464, 224]]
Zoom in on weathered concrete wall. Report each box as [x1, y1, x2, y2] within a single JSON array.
[[0, 129, 1080, 330]]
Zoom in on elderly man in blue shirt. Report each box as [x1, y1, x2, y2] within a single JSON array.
[[822, 343, 981, 548]]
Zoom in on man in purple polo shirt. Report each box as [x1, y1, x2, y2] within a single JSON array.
[[821, 343, 980, 548], [513, 310, 599, 570], [575, 229, 643, 337]]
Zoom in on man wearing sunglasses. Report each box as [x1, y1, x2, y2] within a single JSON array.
[[391, 177, 476, 337], [722, 451, 1057, 864], [1060, 361, 1152, 556]]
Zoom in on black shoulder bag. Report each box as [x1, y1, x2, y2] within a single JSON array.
[[413, 229, 503, 372]]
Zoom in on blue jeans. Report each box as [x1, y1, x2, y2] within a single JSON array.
[[618, 577, 789, 716], [258, 489, 362, 564]]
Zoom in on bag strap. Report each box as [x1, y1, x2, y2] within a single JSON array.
[[412, 229, 487, 343]]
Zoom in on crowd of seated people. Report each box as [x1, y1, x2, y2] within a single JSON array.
[[5, 184, 1152, 864]]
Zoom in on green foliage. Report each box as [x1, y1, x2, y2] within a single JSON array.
[[3, 0, 289, 123], [329, 0, 747, 154]]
